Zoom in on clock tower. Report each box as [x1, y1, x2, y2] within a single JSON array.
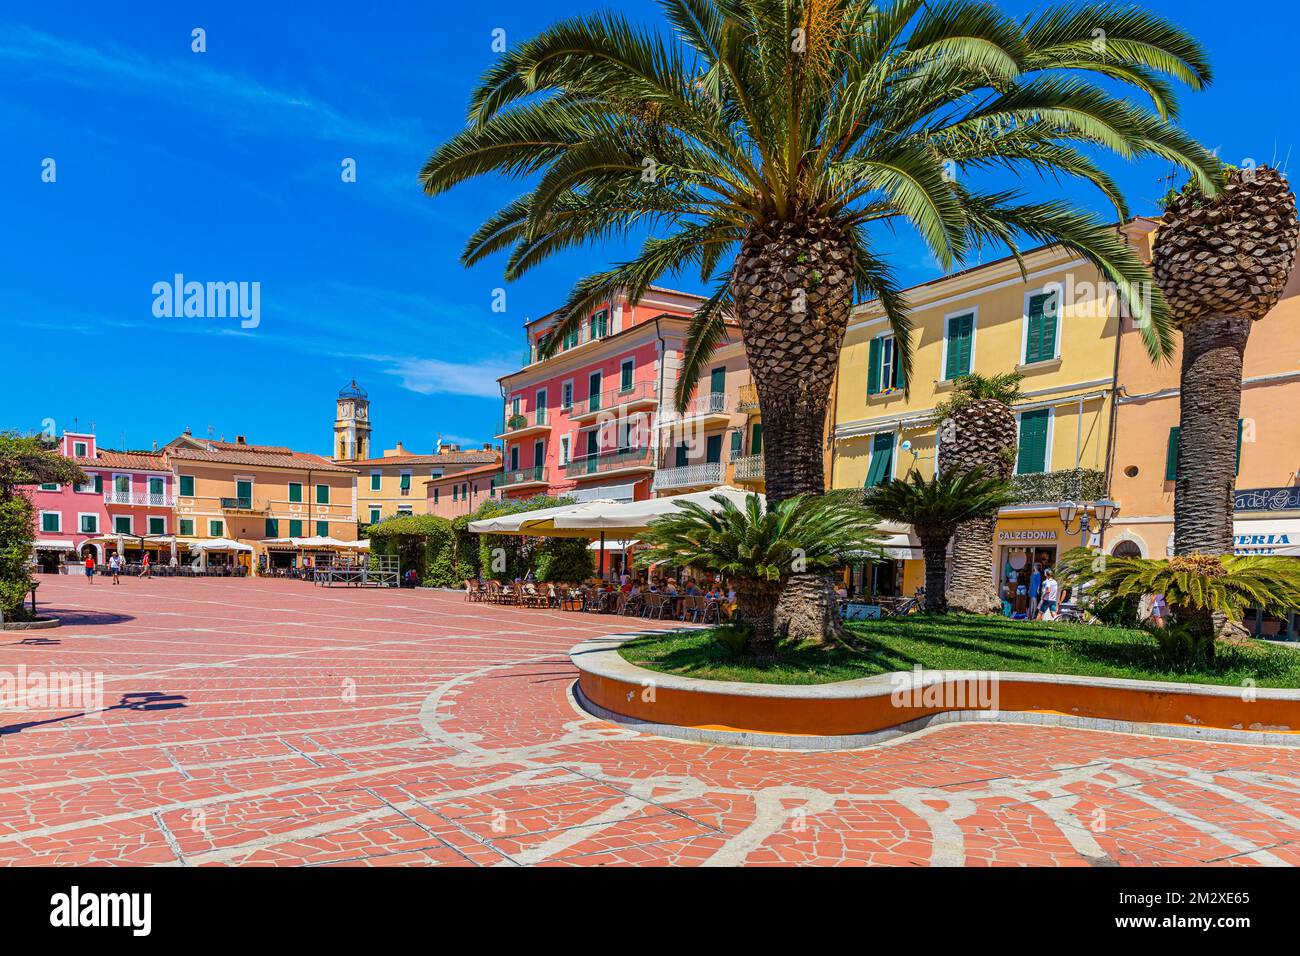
[[333, 380, 371, 462]]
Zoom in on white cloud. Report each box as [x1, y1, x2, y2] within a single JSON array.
[[369, 355, 512, 399]]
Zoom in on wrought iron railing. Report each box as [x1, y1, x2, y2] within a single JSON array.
[[653, 461, 724, 490], [565, 445, 654, 478]]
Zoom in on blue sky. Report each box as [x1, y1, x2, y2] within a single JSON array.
[[3, 0, 1296, 456]]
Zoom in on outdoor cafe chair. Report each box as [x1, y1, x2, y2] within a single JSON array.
[[621, 593, 644, 616], [641, 593, 670, 620]]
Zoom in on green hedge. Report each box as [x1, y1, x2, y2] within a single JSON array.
[[1010, 468, 1106, 505]]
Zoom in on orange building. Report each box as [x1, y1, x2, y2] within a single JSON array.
[[425, 462, 503, 519]]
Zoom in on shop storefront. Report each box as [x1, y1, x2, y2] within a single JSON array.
[[995, 515, 1074, 614]]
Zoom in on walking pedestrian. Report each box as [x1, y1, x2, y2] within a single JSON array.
[[83, 551, 95, 585], [109, 552, 122, 585]]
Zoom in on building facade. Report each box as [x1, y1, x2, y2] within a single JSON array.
[[30, 432, 176, 567], [425, 462, 503, 519], [352, 442, 501, 523], [832, 222, 1154, 602]]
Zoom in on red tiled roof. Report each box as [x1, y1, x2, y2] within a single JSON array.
[[423, 462, 503, 485], [350, 450, 500, 467], [93, 451, 171, 472], [165, 444, 358, 474]]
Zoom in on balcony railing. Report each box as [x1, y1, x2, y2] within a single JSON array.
[[732, 454, 765, 482], [522, 320, 613, 366], [1009, 468, 1106, 505], [496, 466, 549, 488], [103, 492, 176, 507], [500, 407, 549, 435], [219, 497, 266, 513], [653, 461, 724, 491], [572, 381, 658, 418], [658, 391, 728, 427], [564, 445, 654, 479], [736, 383, 759, 412]]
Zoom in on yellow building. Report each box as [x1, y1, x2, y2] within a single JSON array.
[[163, 432, 359, 568], [832, 222, 1155, 603], [350, 442, 501, 524]]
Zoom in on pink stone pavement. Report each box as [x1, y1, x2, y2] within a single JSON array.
[[4, 576, 1300, 867]]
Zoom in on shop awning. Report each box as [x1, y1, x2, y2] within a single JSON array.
[[467, 499, 617, 537], [188, 538, 254, 553], [33, 540, 75, 550], [550, 486, 759, 538], [1232, 518, 1300, 555]]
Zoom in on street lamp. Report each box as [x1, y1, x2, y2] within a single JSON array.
[[1058, 498, 1121, 543]]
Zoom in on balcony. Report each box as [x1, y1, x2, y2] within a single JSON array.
[[565, 445, 655, 481], [103, 492, 176, 507], [568, 381, 659, 424], [521, 320, 613, 367], [657, 391, 731, 429], [736, 383, 759, 413], [732, 454, 765, 483], [497, 408, 551, 440], [220, 497, 268, 514], [1009, 468, 1106, 506], [653, 461, 724, 492], [496, 466, 549, 491]]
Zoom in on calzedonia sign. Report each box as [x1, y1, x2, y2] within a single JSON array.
[[998, 530, 1058, 542]]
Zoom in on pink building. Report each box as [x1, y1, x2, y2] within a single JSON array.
[[425, 462, 504, 519], [495, 287, 758, 503], [30, 432, 176, 570]]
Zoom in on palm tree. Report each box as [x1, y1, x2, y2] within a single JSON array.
[[636, 493, 880, 659], [1058, 549, 1300, 661], [862, 469, 1014, 613], [421, 0, 1219, 638], [933, 372, 1022, 613], [1152, 167, 1299, 556]]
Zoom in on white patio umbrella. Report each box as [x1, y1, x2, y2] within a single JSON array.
[[550, 486, 760, 537], [467, 498, 617, 536]]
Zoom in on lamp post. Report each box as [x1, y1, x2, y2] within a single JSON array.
[[1058, 498, 1120, 547]]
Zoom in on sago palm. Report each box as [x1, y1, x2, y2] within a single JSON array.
[[1152, 167, 1300, 556], [636, 492, 881, 658], [933, 372, 1022, 614], [1059, 550, 1300, 660], [421, 0, 1218, 637], [861, 468, 1014, 613]]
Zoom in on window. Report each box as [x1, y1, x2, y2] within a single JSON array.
[[209, 519, 223, 537], [179, 475, 195, 497], [590, 309, 608, 339], [179, 519, 194, 536], [316, 484, 330, 504], [1165, 420, 1243, 480], [511, 395, 521, 417], [675, 443, 689, 468], [316, 521, 329, 537], [397, 506, 412, 517], [509, 445, 520, 471], [1023, 291, 1059, 364], [369, 472, 381, 492], [149, 516, 166, 535], [561, 380, 574, 409], [288, 482, 303, 503], [533, 440, 544, 468], [708, 366, 726, 396], [588, 371, 602, 411], [93, 474, 103, 495], [39, 483, 59, 492], [730, 431, 743, 456], [560, 435, 570, 466], [115, 475, 130, 494], [705, 434, 723, 464], [73, 441, 88, 457], [289, 519, 303, 537], [369, 506, 381, 524], [432, 489, 439, 505], [462, 483, 469, 500], [75, 477, 95, 494], [265, 518, 279, 537], [864, 433, 895, 487], [944, 312, 975, 380], [399, 471, 411, 492], [79, 514, 98, 534], [535, 389, 547, 425], [235, 479, 252, 507], [620, 359, 634, 392], [867, 335, 906, 394], [115, 515, 133, 534], [40, 511, 61, 532], [452, 484, 458, 501], [751, 423, 764, 455], [1016, 409, 1051, 474]]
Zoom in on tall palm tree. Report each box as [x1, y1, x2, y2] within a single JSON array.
[[1152, 166, 1299, 556], [933, 372, 1022, 613], [861, 469, 1014, 613], [636, 492, 881, 659], [421, 0, 1219, 638]]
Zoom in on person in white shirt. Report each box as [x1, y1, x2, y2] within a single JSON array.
[[1039, 570, 1060, 620]]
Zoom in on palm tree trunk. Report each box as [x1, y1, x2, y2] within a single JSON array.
[[1174, 315, 1251, 556], [732, 216, 854, 645], [946, 516, 1001, 613], [919, 533, 950, 613], [733, 579, 784, 662]]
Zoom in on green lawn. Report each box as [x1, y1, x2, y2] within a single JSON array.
[[619, 615, 1300, 688]]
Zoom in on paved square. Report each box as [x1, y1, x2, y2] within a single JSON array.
[[4, 577, 1299, 866]]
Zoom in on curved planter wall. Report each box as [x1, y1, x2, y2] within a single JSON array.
[[571, 634, 1300, 750]]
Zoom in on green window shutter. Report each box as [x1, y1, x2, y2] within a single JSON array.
[[41, 513, 59, 532], [93, 474, 103, 494], [752, 423, 763, 455], [705, 435, 723, 464], [729, 431, 742, 456], [1016, 409, 1050, 474], [892, 339, 906, 390], [316, 484, 329, 504], [675, 443, 688, 468], [452, 484, 458, 501], [1236, 418, 1243, 475], [946, 314, 973, 379], [1025, 293, 1058, 364], [289, 483, 302, 502], [149, 477, 163, 495], [289, 519, 302, 537], [864, 433, 894, 487], [179, 519, 194, 536], [1165, 427, 1180, 481], [369, 473, 381, 491], [316, 521, 329, 537], [149, 517, 165, 535], [265, 518, 278, 537], [432, 489, 439, 504], [867, 337, 882, 395], [179, 475, 193, 496], [399, 473, 411, 490], [621, 362, 634, 391], [209, 520, 223, 536]]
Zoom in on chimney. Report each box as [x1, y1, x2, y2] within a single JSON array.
[[152, 441, 158, 452], [236, 435, 247, 445], [482, 442, 491, 450], [395, 441, 404, 453]]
